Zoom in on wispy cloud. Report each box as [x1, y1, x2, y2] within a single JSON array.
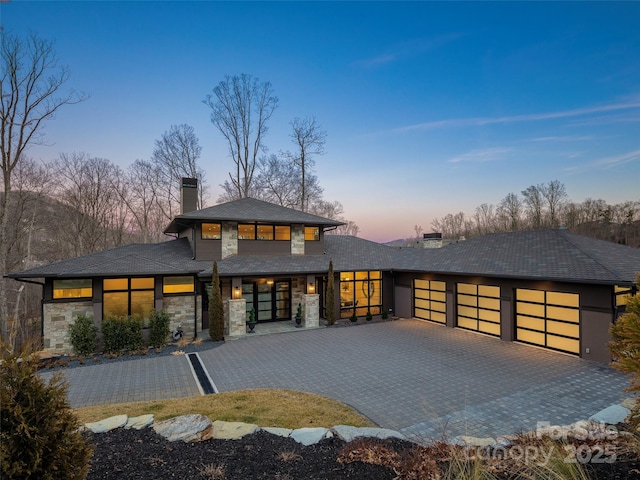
[[394, 100, 640, 133], [526, 135, 595, 143], [448, 147, 512, 164], [351, 32, 466, 69], [565, 149, 640, 172]]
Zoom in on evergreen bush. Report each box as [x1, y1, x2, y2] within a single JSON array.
[[101, 316, 125, 353], [209, 261, 225, 341], [0, 351, 93, 479], [68, 314, 97, 356], [148, 310, 170, 348], [125, 316, 144, 351], [102, 316, 144, 353], [326, 260, 336, 326]]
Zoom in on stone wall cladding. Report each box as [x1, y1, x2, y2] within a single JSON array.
[[221, 221, 237, 259], [303, 294, 319, 328], [226, 299, 247, 337], [43, 301, 93, 354], [291, 225, 304, 255], [163, 295, 197, 340]]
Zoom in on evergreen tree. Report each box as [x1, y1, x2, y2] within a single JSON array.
[[209, 261, 225, 341], [326, 260, 336, 326], [610, 273, 640, 390]]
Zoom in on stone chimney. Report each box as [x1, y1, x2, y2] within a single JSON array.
[[422, 232, 443, 249], [180, 177, 198, 214]]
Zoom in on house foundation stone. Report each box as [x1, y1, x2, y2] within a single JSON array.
[[226, 298, 247, 337]]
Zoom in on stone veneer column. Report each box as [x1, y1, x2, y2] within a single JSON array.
[[43, 301, 93, 354], [303, 294, 319, 328], [226, 298, 246, 337], [291, 224, 304, 255], [221, 221, 238, 258]]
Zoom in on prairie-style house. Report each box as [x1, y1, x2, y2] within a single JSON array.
[[8, 179, 640, 364]]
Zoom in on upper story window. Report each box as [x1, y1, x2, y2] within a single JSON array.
[[53, 279, 92, 299], [202, 223, 221, 239], [238, 224, 256, 240], [239, 224, 291, 241], [305, 226, 320, 241]]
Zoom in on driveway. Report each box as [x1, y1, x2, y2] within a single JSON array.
[[47, 319, 631, 441]]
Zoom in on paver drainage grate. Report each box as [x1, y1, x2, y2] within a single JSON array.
[[187, 353, 217, 395]]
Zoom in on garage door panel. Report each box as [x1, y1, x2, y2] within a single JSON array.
[[431, 311, 446, 323], [415, 298, 430, 309], [547, 335, 579, 354], [458, 317, 477, 330], [478, 308, 500, 322], [547, 291, 579, 307], [547, 306, 579, 323], [517, 315, 545, 331], [479, 321, 501, 336], [517, 328, 545, 346], [458, 305, 477, 318], [479, 285, 500, 297], [546, 320, 579, 338], [431, 291, 446, 302], [414, 279, 429, 290], [516, 302, 545, 317], [415, 308, 430, 320], [479, 297, 500, 310], [431, 301, 446, 313], [415, 289, 430, 300], [458, 294, 477, 306]]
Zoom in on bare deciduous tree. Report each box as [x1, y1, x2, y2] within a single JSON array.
[[0, 31, 86, 348], [204, 74, 278, 199], [288, 117, 326, 212], [540, 180, 567, 228], [522, 184, 544, 229], [50, 153, 125, 257], [152, 124, 207, 218]]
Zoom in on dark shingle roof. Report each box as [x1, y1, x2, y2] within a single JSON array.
[[164, 197, 344, 233], [199, 235, 399, 277], [394, 229, 640, 285], [8, 229, 640, 285], [8, 238, 208, 278]]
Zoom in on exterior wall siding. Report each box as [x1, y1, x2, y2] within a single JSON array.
[[163, 295, 197, 340], [42, 301, 93, 354]]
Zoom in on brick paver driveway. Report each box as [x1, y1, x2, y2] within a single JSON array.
[[53, 319, 630, 441]]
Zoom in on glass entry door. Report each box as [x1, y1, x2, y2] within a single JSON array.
[[243, 280, 291, 323]]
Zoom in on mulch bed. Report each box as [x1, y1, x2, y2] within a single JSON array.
[[85, 427, 640, 479]]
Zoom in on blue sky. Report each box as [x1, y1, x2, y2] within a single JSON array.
[[3, 1, 639, 242]]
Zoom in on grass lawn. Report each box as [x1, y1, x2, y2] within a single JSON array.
[[74, 388, 376, 429]]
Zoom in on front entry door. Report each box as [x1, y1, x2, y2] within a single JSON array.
[[243, 280, 291, 322]]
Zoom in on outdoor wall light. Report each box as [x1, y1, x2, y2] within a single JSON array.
[[266, 279, 274, 285], [234, 286, 241, 299], [308, 283, 315, 294]]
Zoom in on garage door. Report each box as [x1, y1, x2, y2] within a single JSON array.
[[456, 283, 501, 336], [414, 279, 446, 324], [515, 289, 580, 354]]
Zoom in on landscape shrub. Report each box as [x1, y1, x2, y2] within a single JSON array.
[[102, 316, 144, 353], [0, 351, 93, 479], [68, 314, 97, 356], [148, 310, 171, 348], [610, 272, 640, 427]]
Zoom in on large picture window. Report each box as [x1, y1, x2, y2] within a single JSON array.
[[53, 279, 92, 299], [103, 277, 155, 318], [339, 271, 382, 318]]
